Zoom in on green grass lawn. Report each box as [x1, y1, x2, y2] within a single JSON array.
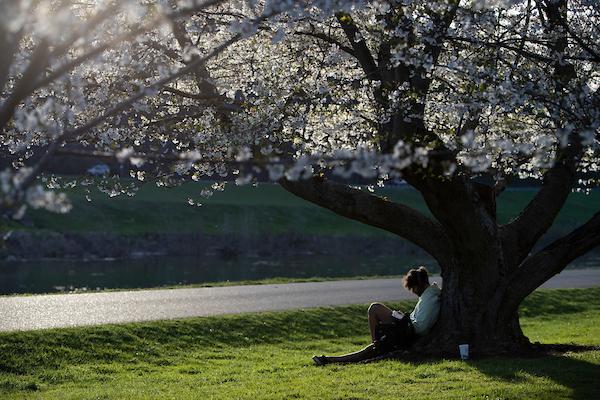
[[15, 180, 599, 236], [1, 287, 599, 399]]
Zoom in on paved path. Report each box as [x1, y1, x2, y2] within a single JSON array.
[[1, 269, 599, 332]]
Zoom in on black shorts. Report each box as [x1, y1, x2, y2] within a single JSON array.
[[374, 313, 415, 354]]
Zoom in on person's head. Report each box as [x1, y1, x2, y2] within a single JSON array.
[[402, 266, 430, 296]]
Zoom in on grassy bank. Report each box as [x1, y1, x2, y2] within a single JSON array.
[[1, 287, 599, 399], [19, 182, 600, 236]]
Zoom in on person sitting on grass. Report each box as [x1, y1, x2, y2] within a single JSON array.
[[312, 266, 441, 365]]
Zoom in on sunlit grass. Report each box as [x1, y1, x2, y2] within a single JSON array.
[[1, 287, 599, 399]]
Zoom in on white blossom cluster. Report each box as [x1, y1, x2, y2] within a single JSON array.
[[0, 169, 71, 219], [0, 0, 599, 217]]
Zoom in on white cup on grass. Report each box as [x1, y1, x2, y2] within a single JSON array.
[[459, 344, 469, 360]]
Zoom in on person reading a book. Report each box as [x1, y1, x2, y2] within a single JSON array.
[[312, 266, 441, 365]]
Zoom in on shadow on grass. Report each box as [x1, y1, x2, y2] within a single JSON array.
[[373, 344, 600, 400], [473, 351, 600, 400]]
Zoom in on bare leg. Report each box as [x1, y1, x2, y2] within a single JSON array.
[[368, 302, 395, 342], [324, 343, 379, 364], [315, 303, 397, 365]]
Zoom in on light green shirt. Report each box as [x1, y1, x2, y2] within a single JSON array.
[[409, 282, 441, 336]]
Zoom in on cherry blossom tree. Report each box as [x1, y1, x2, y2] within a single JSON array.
[[1, 0, 599, 355]]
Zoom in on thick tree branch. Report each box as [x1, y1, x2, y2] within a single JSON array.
[[550, 7, 600, 62], [408, 174, 498, 254], [378, 4, 458, 152], [509, 0, 533, 75], [278, 177, 452, 264], [168, 0, 219, 97], [502, 211, 600, 317], [0, 25, 23, 95], [422, 3, 459, 71], [0, 39, 50, 130], [501, 145, 578, 264], [335, 13, 380, 81]]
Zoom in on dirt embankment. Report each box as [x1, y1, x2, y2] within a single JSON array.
[[0, 230, 426, 261]]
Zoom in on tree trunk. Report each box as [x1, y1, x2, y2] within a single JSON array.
[[278, 177, 600, 358], [415, 257, 531, 357], [279, 177, 534, 356], [411, 210, 532, 357]]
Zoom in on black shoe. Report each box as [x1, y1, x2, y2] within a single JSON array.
[[312, 355, 328, 366]]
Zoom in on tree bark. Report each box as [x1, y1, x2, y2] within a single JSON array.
[[411, 181, 531, 356], [414, 257, 531, 357]]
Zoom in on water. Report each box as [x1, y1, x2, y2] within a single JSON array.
[[1, 252, 598, 295], [0, 254, 432, 295]]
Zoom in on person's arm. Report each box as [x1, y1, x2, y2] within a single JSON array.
[[409, 299, 422, 330]]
